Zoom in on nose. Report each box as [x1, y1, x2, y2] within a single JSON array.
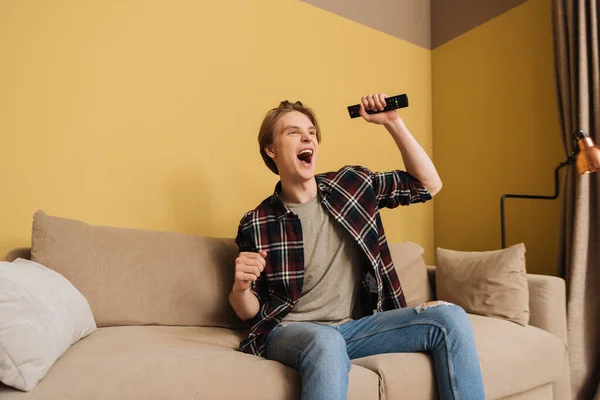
[[301, 131, 311, 142]]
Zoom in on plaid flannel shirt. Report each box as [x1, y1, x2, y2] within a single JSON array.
[[235, 165, 432, 357]]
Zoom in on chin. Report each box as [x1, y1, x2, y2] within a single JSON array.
[[299, 171, 315, 181], [290, 160, 316, 180], [298, 165, 316, 180]]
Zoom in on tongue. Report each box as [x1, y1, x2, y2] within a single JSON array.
[[298, 153, 311, 163]]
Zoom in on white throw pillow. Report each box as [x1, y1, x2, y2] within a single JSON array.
[[0, 258, 96, 391]]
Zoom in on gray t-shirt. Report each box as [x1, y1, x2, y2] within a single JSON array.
[[281, 194, 363, 325]]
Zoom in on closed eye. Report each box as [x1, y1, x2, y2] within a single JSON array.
[[288, 130, 315, 135]]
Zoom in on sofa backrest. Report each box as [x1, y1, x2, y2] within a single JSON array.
[[388, 242, 434, 307], [20, 210, 433, 329], [30, 210, 246, 329]]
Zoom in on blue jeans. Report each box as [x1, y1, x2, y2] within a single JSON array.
[[265, 302, 485, 400]]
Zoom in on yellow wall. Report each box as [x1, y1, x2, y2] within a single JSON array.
[[0, 1, 434, 262], [433, 0, 563, 275]]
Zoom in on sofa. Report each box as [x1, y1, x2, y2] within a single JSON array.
[[0, 211, 570, 399]]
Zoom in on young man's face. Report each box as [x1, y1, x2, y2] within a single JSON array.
[[267, 111, 318, 182]]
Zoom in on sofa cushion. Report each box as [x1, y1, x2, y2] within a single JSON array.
[[389, 241, 433, 307], [0, 326, 380, 400], [0, 258, 96, 391], [499, 384, 553, 399], [31, 210, 244, 328], [436, 243, 530, 326], [352, 314, 567, 400]]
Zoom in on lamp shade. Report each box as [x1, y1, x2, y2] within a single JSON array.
[[575, 131, 600, 175]]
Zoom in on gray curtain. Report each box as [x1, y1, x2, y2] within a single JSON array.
[[552, 0, 600, 399]]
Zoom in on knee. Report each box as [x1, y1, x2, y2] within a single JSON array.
[[416, 301, 470, 331], [301, 327, 349, 368], [306, 327, 347, 354]]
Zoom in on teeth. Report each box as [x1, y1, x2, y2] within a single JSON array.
[[299, 149, 313, 155]]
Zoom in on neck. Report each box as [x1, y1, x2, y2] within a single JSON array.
[[279, 176, 318, 204]]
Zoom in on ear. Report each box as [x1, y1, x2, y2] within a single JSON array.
[[264, 144, 276, 159]]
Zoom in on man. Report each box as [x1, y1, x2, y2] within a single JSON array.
[[229, 94, 485, 399]]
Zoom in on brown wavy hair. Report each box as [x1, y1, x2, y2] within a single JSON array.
[[258, 100, 321, 175]]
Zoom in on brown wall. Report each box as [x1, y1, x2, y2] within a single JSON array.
[[301, 0, 431, 48], [301, 0, 530, 49], [431, 0, 529, 48]]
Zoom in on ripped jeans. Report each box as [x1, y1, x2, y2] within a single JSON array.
[[265, 301, 486, 400]]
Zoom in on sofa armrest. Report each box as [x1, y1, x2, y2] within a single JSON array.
[[4, 247, 31, 262], [526, 273, 568, 343], [425, 266, 567, 343]]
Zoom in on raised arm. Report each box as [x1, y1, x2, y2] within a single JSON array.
[[359, 93, 442, 196]]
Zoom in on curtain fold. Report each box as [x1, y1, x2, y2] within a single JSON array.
[[552, 0, 600, 399]]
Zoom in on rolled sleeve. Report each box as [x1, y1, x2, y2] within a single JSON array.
[[370, 169, 432, 208]]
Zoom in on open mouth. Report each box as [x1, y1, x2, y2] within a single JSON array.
[[297, 149, 314, 165]]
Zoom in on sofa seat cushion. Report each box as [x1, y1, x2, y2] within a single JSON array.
[[0, 326, 380, 400], [352, 314, 567, 400]]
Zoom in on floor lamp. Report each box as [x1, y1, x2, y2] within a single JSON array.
[[500, 130, 600, 248]]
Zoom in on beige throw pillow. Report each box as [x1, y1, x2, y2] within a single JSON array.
[[0, 258, 96, 391], [435, 243, 529, 326]]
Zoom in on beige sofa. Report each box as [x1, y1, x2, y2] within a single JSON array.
[[0, 211, 570, 399]]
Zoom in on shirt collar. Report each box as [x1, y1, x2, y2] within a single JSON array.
[[270, 175, 331, 220]]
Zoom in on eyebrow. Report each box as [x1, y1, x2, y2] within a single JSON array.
[[282, 125, 316, 131]]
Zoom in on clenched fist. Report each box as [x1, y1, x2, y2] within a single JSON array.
[[232, 250, 267, 292]]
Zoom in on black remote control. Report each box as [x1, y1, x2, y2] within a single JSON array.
[[347, 94, 409, 118]]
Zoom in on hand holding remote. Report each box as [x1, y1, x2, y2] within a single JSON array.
[[347, 93, 408, 125]]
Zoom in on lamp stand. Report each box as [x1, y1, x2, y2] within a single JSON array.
[[500, 154, 575, 248]]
